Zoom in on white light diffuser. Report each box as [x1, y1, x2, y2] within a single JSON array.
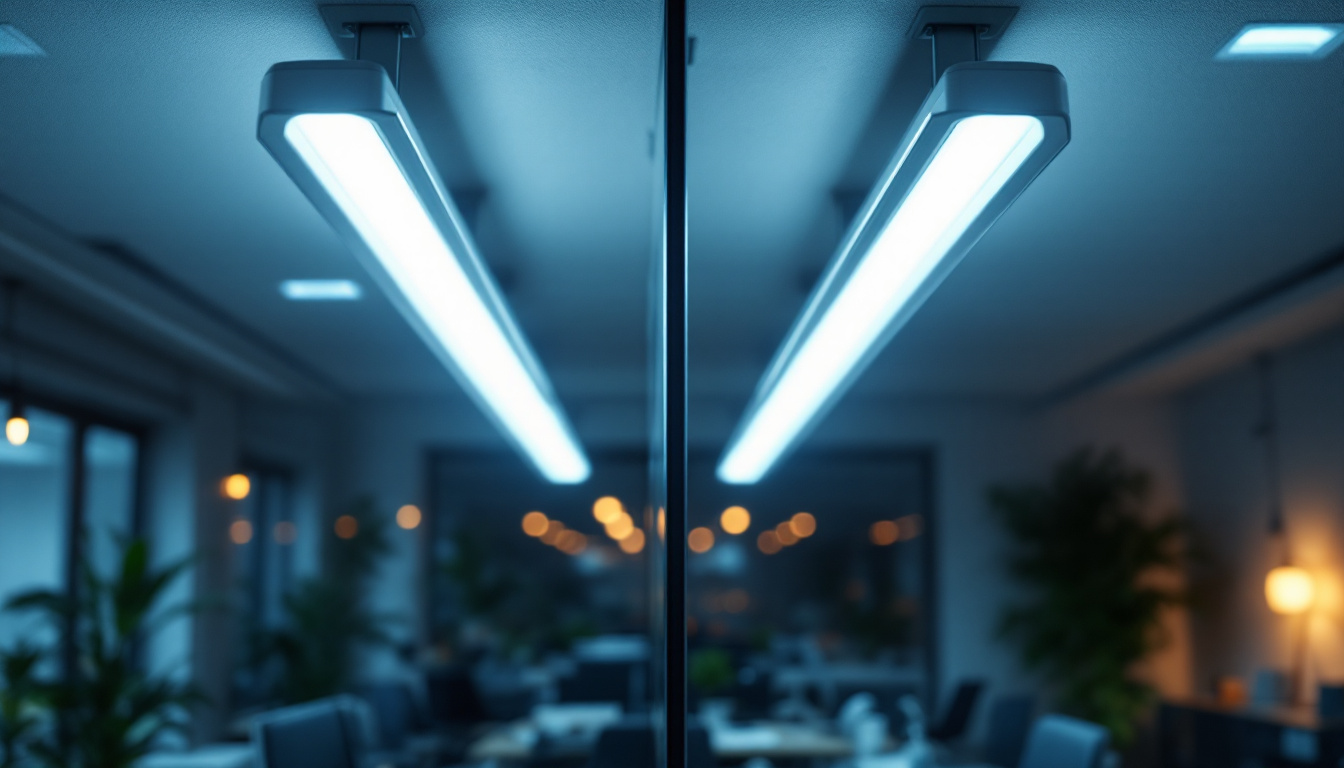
[[718, 63, 1070, 484], [280, 279, 363, 300], [259, 61, 589, 483], [1218, 23, 1344, 59]]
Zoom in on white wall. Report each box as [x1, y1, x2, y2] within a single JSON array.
[[1176, 325, 1344, 700]]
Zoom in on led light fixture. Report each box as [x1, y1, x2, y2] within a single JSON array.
[[1218, 23, 1344, 59], [718, 62, 1069, 484], [259, 61, 589, 483], [280, 279, 363, 300]]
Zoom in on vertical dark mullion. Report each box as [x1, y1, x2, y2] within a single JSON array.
[[663, 0, 688, 766], [61, 421, 89, 750]]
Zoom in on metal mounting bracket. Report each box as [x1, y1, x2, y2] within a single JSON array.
[[909, 6, 1018, 86], [319, 5, 423, 90]]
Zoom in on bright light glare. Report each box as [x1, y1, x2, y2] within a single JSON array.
[[1222, 24, 1343, 57], [280, 279, 363, 300], [285, 114, 589, 483], [719, 115, 1044, 483]]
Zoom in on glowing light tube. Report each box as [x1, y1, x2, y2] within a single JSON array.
[[718, 63, 1070, 484], [260, 62, 588, 483]]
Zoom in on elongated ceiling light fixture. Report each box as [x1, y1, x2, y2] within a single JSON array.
[[259, 55, 589, 483], [718, 46, 1070, 484]]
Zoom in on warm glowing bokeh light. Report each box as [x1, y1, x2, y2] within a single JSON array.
[[542, 520, 566, 545], [896, 514, 923, 540], [593, 496, 624, 524], [1266, 565, 1315, 615], [657, 508, 666, 541], [556, 530, 587, 554], [619, 528, 646, 554], [229, 519, 253, 545], [5, 416, 29, 446], [723, 588, 750, 614], [274, 521, 297, 545], [775, 522, 799, 546], [720, 506, 751, 535], [870, 520, 899, 546], [790, 512, 816, 538], [757, 530, 782, 554], [522, 511, 550, 537], [688, 526, 715, 553], [396, 504, 422, 530], [605, 512, 635, 541], [221, 473, 251, 500], [334, 514, 358, 539]]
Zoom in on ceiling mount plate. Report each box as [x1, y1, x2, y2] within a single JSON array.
[[320, 5, 425, 39], [907, 6, 1018, 39]]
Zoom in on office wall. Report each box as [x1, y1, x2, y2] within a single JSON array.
[[1176, 325, 1344, 700]]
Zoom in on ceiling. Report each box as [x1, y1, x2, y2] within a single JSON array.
[[0, 0, 1342, 445]]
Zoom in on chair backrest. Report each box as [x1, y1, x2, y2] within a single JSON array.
[[587, 719, 715, 768], [356, 681, 417, 749], [1017, 715, 1110, 768], [426, 665, 487, 725], [253, 698, 357, 768], [982, 694, 1036, 768], [561, 660, 644, 710], [928, 680, 985, 742]]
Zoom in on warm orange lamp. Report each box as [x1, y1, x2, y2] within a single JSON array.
[[1265, 565, 1314, 615]]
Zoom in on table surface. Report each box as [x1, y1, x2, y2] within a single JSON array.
[[468, 719, 864, 762]]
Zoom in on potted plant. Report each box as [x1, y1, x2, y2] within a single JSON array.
[[990, 447, 1187, 748], [2, 537, 199, 768]]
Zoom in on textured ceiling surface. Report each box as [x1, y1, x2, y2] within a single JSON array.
[[0, 0, 1342, 442]]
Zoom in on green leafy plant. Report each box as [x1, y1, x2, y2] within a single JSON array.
[[252, 497, 397, 703], [3, 537, 199, 768], [990, 447, 1186, 748], [0, 643, 43, 768], [689, 649, 735, 697]]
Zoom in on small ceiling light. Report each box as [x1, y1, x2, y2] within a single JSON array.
[[775, 522, 799, 547], [619, 528, 647, 554], [280, 279, 363, 300], [757, 530, 782, 555], [229, 519, 254, 545], [396, 504, 422, 529], [5, 401, 28, 447], [870, 520, 899, 546], [790, 512, 817, 538], [222, 473, 251, 500], [0, 24, 45, 57], [1218, 23, 1344, 59], [593, 496, 624, 524], [334, 514, 359, 539], [718, 63, 1069, 483], [1266, 565, 1315, 615], [259, 61, 589, 484], [688, 527, 715, 554], [605, 513, 635, 541], [522, 511, 550, 537], [896, 514, 923, 540], [541, 520, 566, 546], [720, 506, 751, 535]]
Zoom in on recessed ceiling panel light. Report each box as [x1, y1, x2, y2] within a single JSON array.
[[258, 61, 589, 484], [717, 63, 1070, 484], [1218, 23, 1344, 59], [279, 279, 363, 300], [0, 24, 45, 57]]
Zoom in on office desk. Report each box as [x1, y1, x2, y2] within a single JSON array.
[[1160, 698, 1344, 768]]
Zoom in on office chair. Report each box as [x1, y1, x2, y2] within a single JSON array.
[[253, 698, 357, 768], [1017, 714, 1110, 768], [587, 718, 714, 768], [982, 695, 1036, 768], [927, 680, 985, 743]]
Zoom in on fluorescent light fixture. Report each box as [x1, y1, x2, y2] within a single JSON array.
[[1218, 23, 1344, 59], [280, 279, 363, 300], [259, 61, 589, 483], [718, 63, 1069, 484]]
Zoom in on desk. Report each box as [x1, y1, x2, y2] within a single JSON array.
[[1160, 698, 1344, 768], [468, 719, 863, 763]]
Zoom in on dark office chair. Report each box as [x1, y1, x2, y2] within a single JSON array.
[[253, 698, 358, 768], [927, 680, 985, 742], [560, 660, 645, 710], [426, 665, 487, 726], [1017, 714, 1110, 768], [731, 665, 775, 721], [982, 695, 1036, 768]]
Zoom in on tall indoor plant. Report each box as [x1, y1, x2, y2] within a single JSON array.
[[990, 447, 1186, 747], [2, 537, 199, 768]]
